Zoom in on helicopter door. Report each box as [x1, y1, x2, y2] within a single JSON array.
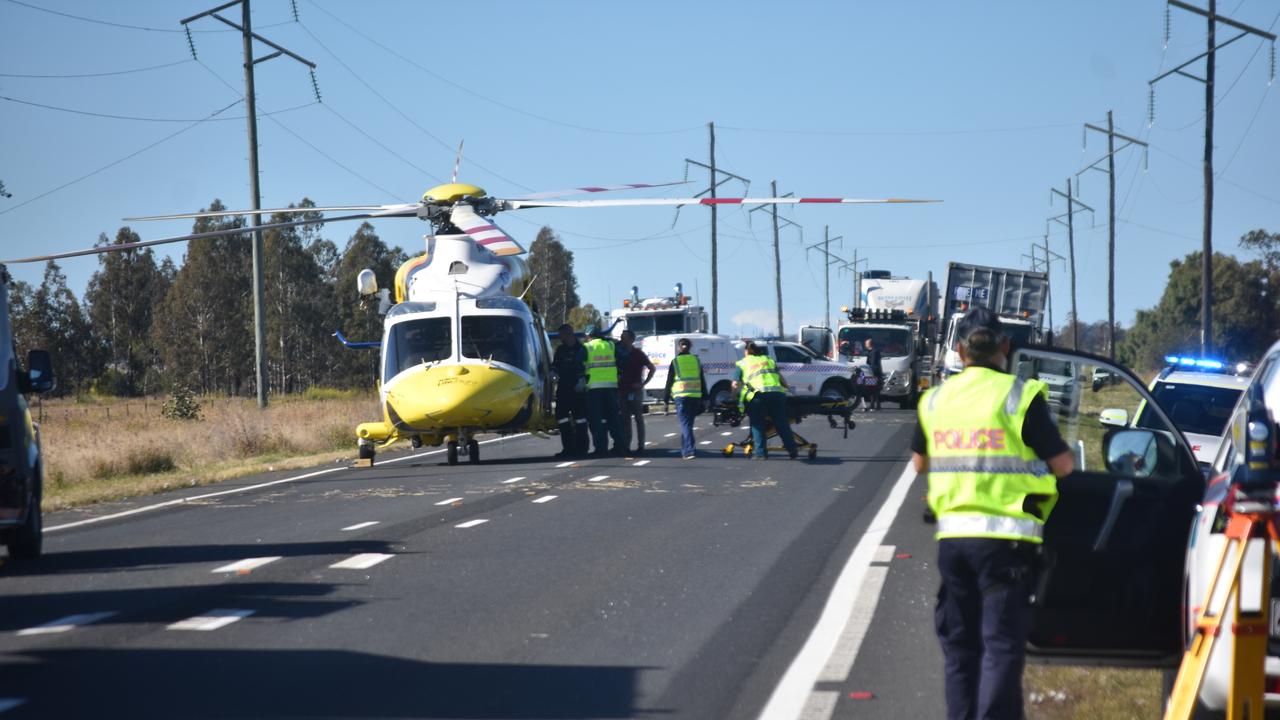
[[1008, 346, 1204, 664]]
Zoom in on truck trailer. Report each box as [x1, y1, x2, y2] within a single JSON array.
[[935, 262, 1049, 379]]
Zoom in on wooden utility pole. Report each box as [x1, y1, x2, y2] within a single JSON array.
[[749, 183, 801, 337], [1049, 179, 1094, 351], [1079, 111, 1148, 361], [1150, 0, 1276, 355], [182, 0, 317, 408]]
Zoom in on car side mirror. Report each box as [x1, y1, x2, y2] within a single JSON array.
[[24, 349, 55, 394], [1103, 429, 1159, 478], [1100, 408, 1129, 428]]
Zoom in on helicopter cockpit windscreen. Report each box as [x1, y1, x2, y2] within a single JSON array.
[[384, 317, 452, 381], [461, 315, 532, 374]]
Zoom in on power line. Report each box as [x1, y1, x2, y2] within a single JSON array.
[[317, 102, 442, 183], [0, 94, 316, 122], [2, 0, 291, 33], [0, 58, 193, 78], [304, 0, 701, 138], [0, 99, 243, 216], [717, 122, 1079, 137]]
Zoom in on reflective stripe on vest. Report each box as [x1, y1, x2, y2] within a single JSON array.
[[672, 354, 702, 398], [935, 513, 1044, 540], [584, 338, 618, 389], [918, 366, 1056, 544]]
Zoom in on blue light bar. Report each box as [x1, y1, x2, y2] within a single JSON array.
[[1164, 355, 1227, 371]]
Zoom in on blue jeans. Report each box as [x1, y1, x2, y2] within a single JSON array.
[[935, 538, 1035, 720], [746, 391, 797, 457], [586, 388, 622, 453], [674, 397, 700, 456]]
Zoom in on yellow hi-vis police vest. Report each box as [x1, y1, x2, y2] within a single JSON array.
[[584, 337, 618, 390], [737, 355, 784, 403], [918, 366, 1057, 544], [671, 353, 703, 398]]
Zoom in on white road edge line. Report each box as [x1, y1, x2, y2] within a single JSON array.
[[532, 495, 558, 504], [501, 476, 526, 484], [17, 611, 117, 636], [0, 699, 25, 713], [756, 464, 917, 720], [45, 434, 529, 533], [167, 609, 255, 632], [341, 521, 379, 531], [211, 556, 282, 574], [455, 519, 489, 528], [330, 553, 394, 570], [434, 497, 464, 506]]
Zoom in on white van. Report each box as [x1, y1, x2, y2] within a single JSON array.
[[639, 333, 740, 408]]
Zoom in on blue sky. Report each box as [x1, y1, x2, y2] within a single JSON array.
[[1, 0, 1276, 338]]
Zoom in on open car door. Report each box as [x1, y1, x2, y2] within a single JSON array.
[[798, 325, 835, 360], [1011, 346, 1205, 665]]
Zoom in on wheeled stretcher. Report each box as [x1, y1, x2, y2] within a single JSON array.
[[712, 395, 856, 459]]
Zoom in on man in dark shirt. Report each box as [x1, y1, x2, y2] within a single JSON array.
[[551, 324, 589, 458], [616, 329, 656, 455], [864, 337, 884, 410]]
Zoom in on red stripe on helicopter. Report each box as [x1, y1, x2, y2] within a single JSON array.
[[476, 236, 511, 246], [467, 224, 499, 232]]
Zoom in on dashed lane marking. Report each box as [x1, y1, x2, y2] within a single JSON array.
[[586, 475, 609, 483], [341, 521, 379, 531], [664, 433, 677, 438], [721, 431, 734, 436], [434, 497, 463, 506], [330, 553, 394, 570], [556, 461, 575, 468], [17, 612, 117, 636], [212, 556, 281, 574], [455, 519, 489, 529], [633, 460, 650, 466], [45, 434, 531, 533], [699, 441, 712, 445], [502, 476, 526, 484], [532, 495, 558, 504], [167, 609, 255, 632], [0, 699, 25, 713], [646, 441, 656, 446]]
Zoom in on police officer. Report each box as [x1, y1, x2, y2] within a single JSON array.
[[663, 337, 706, 459], [551, 323, 589, 458], [912, 308, 1074, 720], [583, 327, 624, 457], [732, 341, 799, 460]]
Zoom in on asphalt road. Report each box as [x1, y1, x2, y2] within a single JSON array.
[[0, 407, 950, 719]]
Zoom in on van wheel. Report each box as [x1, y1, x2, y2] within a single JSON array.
[[820, 380, 850, 403], [8, 478, 42, 560]]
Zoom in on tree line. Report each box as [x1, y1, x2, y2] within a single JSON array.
[[9, 199, 592, 397]]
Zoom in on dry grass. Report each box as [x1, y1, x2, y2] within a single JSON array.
[[1025, 666, 1164, 719], [33, 392, 399, 510]]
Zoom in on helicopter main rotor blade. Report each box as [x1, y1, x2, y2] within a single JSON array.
[[2, 212, 378, 265], [505, 197, 942, 209], [124, 203, 420, 222], [450, 205, 524, 256], [505, 180, 690, 201]]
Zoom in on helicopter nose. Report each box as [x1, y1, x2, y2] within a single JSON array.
[[385, 363, 532, 429]]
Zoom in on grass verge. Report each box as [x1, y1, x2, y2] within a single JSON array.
[[35, 392, 407, 510], [1025, 666, 1164, 719]]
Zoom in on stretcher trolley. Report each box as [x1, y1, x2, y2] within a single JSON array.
[[713, 395, 856, 460]]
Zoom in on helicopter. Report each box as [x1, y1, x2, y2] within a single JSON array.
[[4, 176, 938, 465]]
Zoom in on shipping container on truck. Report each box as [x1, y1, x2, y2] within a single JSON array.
[[935, 262, 1049, 379]]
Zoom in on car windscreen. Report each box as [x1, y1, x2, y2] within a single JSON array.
[[461, 315, 531, 373], [837, 327, 910, 357], [1141, 381, 1242, 437], [1037, 359, 1074, 377], [384, 317, 451, 381], [626, 313, 685, 337]]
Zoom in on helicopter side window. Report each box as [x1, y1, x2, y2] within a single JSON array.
[[461, 315, 531, 374], [385, 317, 452, 381]]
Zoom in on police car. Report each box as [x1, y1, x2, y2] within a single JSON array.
[[1182, 347, 1280, 713], [735, 340, 857, 402], [1142, 355, 1250, 467]]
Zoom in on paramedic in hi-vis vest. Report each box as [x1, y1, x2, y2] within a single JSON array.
[[912, 308, 1074, 720], [662, 337, 706, 459]]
